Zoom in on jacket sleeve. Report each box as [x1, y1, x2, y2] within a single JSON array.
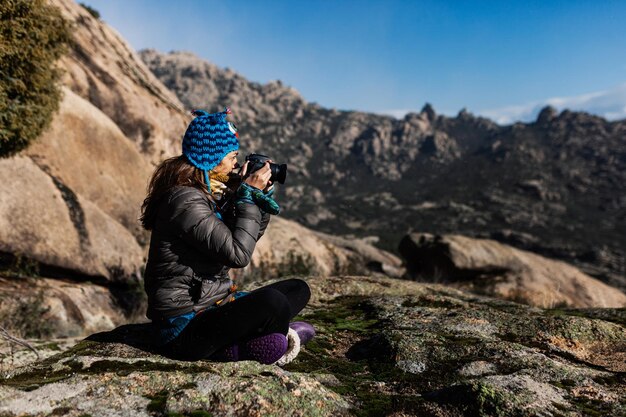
[[167, 188, 263, 268], [257, 211, 271, 241]]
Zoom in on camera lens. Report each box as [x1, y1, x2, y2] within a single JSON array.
[[271, 163, 287, 184], [245, 153, 287, 184]]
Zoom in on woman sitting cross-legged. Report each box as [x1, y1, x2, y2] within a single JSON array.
[[139, 107, 315, 365]]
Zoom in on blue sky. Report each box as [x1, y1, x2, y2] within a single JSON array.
[[82, 0, 626, 124]]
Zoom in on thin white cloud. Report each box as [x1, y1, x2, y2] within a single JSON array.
[[379, 109, 416, 119], [480, 82, 626, 125], [379, 82, 626, 125], [378, 108, 458, 119]]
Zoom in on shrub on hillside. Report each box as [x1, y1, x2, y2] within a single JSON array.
[[79, 3, 100, 19], [0, 0, 72, 158]]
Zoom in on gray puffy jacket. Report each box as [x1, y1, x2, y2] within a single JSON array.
[[143, 185, 270, 321]]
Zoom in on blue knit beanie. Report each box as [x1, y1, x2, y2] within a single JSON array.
[[182, 107, 240, 193]]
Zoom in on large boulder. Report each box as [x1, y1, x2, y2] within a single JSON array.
[[231, 216, 405, 284], [0, 156, 143, 282], [0, 275, 624, 416], [399, 232, 626, 308], [25, 87, 153, 242], [310, 231, 405, 278], [50, 0, 189, 161], [0, 277, 128, 338]]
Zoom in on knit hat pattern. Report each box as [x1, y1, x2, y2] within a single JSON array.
[[182, 108, 239, 172]]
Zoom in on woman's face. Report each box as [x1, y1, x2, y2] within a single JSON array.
[[213, 150, 240, 175]]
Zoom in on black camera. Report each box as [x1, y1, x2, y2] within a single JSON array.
[[244, 153, 287, 184]]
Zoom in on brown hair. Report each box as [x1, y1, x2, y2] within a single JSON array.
[[140, 155, 209, 230]]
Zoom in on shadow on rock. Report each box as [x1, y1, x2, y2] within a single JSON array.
[[346, 333, 396, 362], [85, 322, 163, 355]]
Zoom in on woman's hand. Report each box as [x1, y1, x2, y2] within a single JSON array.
[[238, 161, 249, 177], [260, 160, 274, 192], [244, 160, 273, 190]]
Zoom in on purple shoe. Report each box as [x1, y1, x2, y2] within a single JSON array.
[[212, 344, 239, 362], [241, 333, 288, 364], [289, 321, 316, 345], [210, 333, 288, 365]]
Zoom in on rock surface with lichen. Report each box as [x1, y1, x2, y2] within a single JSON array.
[[1, 275, 624, 416]]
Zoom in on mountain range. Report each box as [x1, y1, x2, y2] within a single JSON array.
[[140, 49, 626, 291]]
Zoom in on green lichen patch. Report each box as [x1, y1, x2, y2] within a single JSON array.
[[146, 389, 168, 414], [85, 360, 208, 376], [2, 358, 84, 391], [183, 411, 212, 417], [425, 380, 518, 417], [544, 307, 626, 327], [2, 354, 210, 391], [303, 295, 384, 334], [568, 396, 625, 417]]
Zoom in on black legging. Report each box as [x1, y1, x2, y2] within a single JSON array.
[[161, 278, 311, 361]]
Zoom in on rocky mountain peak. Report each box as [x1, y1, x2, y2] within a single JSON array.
[[420, 102, 437, 122], [456, 107, 471, 119], [138, 48, 307, 126], [536, 105, 558, 124]]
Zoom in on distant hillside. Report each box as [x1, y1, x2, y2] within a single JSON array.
[[140, 49, 626, 290]]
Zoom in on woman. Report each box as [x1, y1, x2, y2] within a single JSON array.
[[140, 108, 315, 365]]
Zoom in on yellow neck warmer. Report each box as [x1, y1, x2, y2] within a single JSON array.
[[208, 171, 232, 201]]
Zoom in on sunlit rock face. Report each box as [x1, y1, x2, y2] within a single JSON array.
[[0, 154, 143, 283], [399, 232, 626, 308], [232, 216, 406, 285], [51, 0, 189, 162]]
